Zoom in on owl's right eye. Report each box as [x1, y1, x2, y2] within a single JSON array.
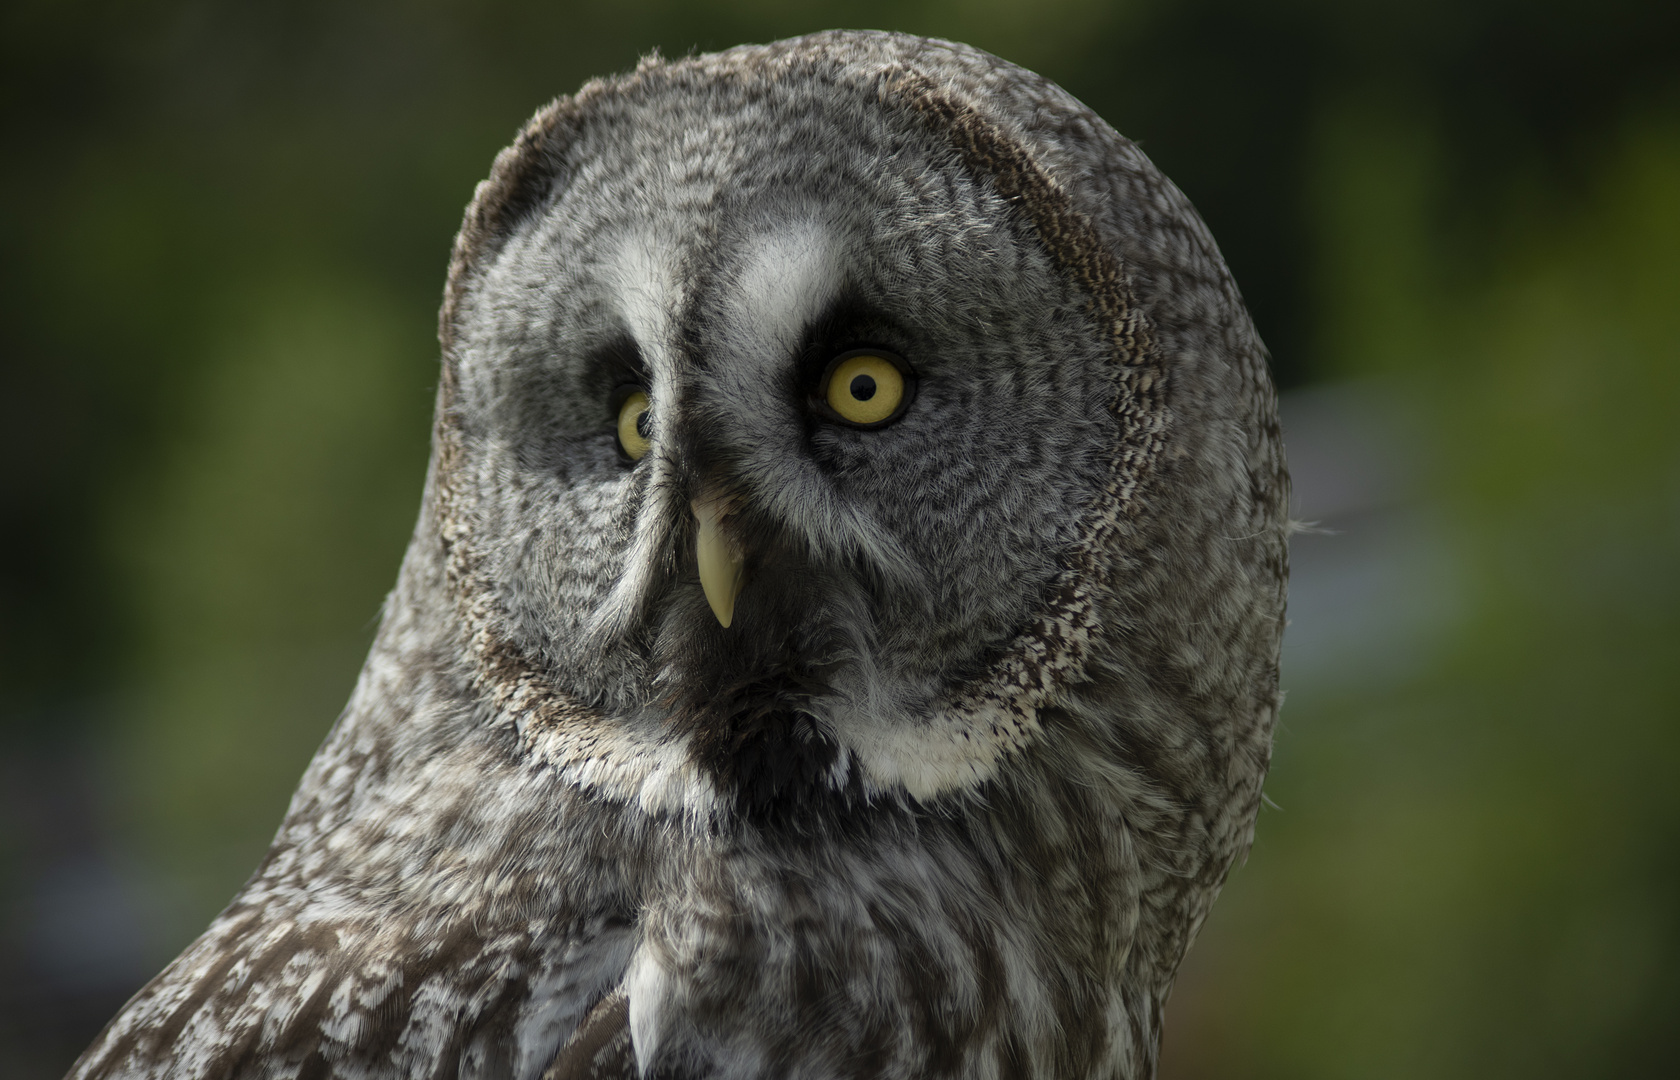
[[616, 390, 652, 461]]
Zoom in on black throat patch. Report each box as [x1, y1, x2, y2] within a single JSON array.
[[668, 649, 855, 820]]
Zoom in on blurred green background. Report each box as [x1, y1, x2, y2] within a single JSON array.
[[2, 1, 1677, 1077]]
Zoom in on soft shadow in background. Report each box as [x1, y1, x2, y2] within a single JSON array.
[[3, 2, 1676, 1077]]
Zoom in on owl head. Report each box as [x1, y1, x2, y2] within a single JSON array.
[[420, 31, 1286, 823]]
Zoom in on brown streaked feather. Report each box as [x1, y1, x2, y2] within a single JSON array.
[[543, 990, 635, 1080]]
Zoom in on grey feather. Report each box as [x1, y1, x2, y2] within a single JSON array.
[[70, 30, 1287, 1080]]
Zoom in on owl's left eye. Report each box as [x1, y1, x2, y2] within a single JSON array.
[[615, 389, 652, 461], [814, 349, 914, 427]]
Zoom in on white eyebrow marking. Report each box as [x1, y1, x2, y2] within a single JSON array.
[[727, 221, 841, 357], [606, 230, 683, 360]]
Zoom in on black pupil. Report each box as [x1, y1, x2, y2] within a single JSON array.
[[849, 374, 877, 401], [634, 411, 650, 439]]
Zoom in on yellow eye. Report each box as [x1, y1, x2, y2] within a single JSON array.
[[823, 352, 907, 426], [616, 390, 651, 460]]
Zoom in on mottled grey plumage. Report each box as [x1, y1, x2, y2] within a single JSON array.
[[72, 30, 1287, 1080]]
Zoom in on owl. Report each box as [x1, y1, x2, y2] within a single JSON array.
[[71, 30, 1287, 1080]]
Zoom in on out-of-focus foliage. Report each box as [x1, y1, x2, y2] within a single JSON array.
[[1173, 117, 1680, 1079], [1, 1, 1675, 1077]]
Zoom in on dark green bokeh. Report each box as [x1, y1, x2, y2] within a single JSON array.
[[2, 1, 1676, 1077]]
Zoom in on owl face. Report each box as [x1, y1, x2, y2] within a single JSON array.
[[447, 70, 1119, 809]]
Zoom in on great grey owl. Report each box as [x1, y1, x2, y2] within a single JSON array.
[[72, 29, 1287, 1080]]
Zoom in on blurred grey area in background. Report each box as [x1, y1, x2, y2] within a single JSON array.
[[1282, 383, 1460, 693]]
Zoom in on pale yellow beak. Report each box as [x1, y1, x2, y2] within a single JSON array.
[[692, 494, 745, 628]]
